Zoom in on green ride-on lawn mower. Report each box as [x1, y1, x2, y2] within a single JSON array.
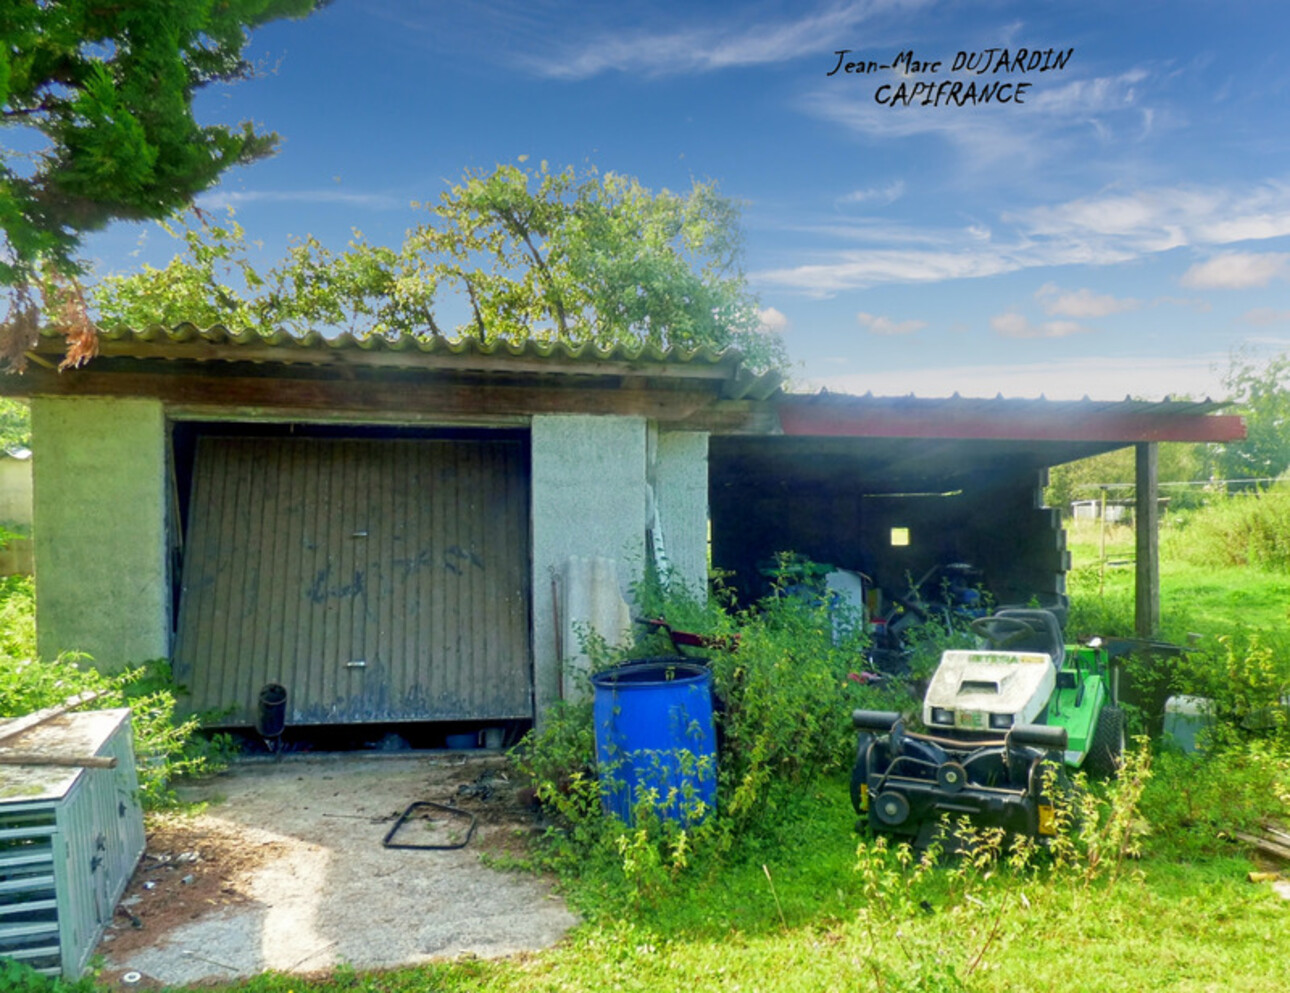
[[850, 608, 1124, 847]]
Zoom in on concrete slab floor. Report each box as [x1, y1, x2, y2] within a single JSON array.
[[96, 753, 578, 987]]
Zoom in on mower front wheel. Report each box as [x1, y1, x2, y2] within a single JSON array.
[[1085, 705, 1125, 777]]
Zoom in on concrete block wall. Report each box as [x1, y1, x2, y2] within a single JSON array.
[[31, 397, 170, 668], [530, 415, 648, 716], [651, 430, 710, 597]]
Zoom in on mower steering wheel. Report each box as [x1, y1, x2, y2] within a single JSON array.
[[970, 615, 1035, 649]]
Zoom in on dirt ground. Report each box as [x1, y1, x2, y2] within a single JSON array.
[[95, 753, 577, 987]]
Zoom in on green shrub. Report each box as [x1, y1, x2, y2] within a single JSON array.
[[1164, 486, 1290, 572], [1126, 632, 1290, 858], [1140, 743, 1290, 859], [0, 580, 229, 808], [0, 958, 94, 993], [513, 565, 902, 901]]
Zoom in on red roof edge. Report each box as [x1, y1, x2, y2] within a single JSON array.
[[777, 398, 1247, 444]]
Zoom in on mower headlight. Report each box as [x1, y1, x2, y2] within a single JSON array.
[[989, 713, 1014, 729], [930, 708, 955, 726]]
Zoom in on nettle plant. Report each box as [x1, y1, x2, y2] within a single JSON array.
[[0, 581, 229, 808], [513, 563, 899, 893]]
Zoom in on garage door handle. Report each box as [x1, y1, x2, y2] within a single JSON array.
[[346, 659, 367, 669]]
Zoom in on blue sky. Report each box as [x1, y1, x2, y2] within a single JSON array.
[[82, 0, 1290, 400]]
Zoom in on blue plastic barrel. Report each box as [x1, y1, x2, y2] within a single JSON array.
[[591, 659, 717, 825]]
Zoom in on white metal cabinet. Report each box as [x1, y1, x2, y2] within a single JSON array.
[[0, 709, 145, 977]]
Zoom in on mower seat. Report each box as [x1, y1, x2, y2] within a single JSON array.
[[984, 608, 1066, 670]]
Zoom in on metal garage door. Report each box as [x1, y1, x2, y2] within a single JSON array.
[[173, 436, 532, 725]]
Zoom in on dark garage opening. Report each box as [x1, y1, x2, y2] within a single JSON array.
[[708, 435, 1117, 613]]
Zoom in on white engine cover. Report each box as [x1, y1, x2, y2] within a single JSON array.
[[923, 650, 1056, 731]]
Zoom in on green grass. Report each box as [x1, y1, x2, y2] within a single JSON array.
[[150, 773, 1290, 993], [1065, 518, 1290, 642], [9, 517, 1286, 993]]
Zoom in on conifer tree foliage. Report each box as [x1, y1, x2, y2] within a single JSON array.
[[0, 0, 320, 367]]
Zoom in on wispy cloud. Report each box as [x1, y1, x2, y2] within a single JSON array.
[[1180, 252, 1290, 289], [991, 312, 1091, 339], [837, 181, 906, 206], [857, 311, 926, 335], [755, 245, 1030, 296], [520, 1, 927, 80], [798, 68, 1155, 172], [199, 189, 406, 211], [756, 179, 1290, 295], [1020, 183, 1290, 252], [1035, 283, 1140, 318], [1244, 307, 1290, 326]]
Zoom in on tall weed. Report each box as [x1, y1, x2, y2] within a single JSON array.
[[1131, 632, 1290, 858], [0, 580, 228, 808], [1164, 486, 1290, 572], [513, 567, 900, 900]]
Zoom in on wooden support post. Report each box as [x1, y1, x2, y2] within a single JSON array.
[[1135, 442, 1160, 639]]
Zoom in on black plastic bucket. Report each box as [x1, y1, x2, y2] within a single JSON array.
[[256, 683, 288, 738]]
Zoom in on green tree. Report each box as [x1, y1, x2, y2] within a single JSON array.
[[1207, 351, 1290, 482], [92, 162, 787, 370], [0, 399, 29, 451], [1045, 443, 1204, 514], [1, 0, 321, 367]]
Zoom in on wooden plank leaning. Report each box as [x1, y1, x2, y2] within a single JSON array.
[[0, 752, 118, 769]]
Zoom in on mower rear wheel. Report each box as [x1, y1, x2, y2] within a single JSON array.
[[1085, 705, 1125, 777]]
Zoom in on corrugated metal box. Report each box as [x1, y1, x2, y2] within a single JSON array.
[[0, 709, 145, 977]]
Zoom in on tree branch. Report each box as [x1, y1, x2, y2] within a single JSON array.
[[462, 275, 487, 338], [497, 206, 569, 338]]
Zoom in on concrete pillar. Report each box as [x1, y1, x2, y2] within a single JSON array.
[[531, 415, 647, 718], [31, 397, 170, 668], [651, 430, 710, 597]]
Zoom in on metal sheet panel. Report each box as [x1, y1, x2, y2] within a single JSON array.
[[174, 437, 532, 725]]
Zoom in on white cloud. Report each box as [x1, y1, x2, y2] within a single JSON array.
[[199, 189, 405, 211], [1180, 252, 1290, 289], [990, 312, 1090, 339], [799, 353, 1231, 402], [522, 0, 928, 80], [857, 311, 926, 335], [798, 68, 1156, 175], [1244, 308, 1290, 326], [1026, 69, 1149, 117], [1035, 284, 1140, 318], [757, 306, 791, 333], [1019, 183, 1290, 254], [755, 180, 1290, 295], [837, 181, 905, 206]]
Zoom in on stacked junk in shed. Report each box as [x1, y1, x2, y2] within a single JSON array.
[[0, 694, 145, 978]]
